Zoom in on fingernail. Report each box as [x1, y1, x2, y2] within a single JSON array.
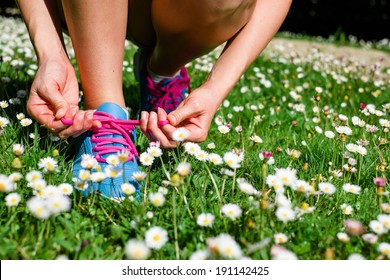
[[87, 112, 93, 120], [150, 111, 156, 119]]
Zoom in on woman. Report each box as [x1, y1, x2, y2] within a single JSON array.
[[16, 0, 292, 199]]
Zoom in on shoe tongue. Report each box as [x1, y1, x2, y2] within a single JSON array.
[[96, 102, 128, 120]]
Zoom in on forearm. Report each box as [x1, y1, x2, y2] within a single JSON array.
[[16, 0, 67, 62], [203, 0, 292, 107]]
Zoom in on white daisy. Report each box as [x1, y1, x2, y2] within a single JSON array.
[[0, 174, 15, 192], [172, 127, 190, 142], [121, 183, 136, 196], [27, 197, 51, 219], [144, 226, 169, 249], [212, 233, 242, 259], [176, 162, 191, 176], [12, 143, 24, 156], [196, 213, 215, 227], [342, 183, 361, 194], [5, 192, 21, 207], [38, 157, 59, 173], [208, 153, 223, 165], [221, 203, 242, 220], [275, 206, 295, 223], [139, 152, 155, 166], [58, 183, 73, 196], [125, 239, 150, 260], [274, 233, 288, 244], [149, 192, 166, 207], [318, 182, 336, 195]]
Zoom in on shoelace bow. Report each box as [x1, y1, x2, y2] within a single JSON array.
[[146, 67, 191, 112], [61, 113, 168, 163]]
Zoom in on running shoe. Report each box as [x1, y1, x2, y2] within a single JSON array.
[[72, 102, 140, 201], [134, 48, 190, 113]]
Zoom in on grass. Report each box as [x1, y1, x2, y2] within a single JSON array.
[[0, 15, 389, 260]]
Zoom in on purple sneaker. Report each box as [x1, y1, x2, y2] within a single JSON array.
[[134, 48, 191, 113]]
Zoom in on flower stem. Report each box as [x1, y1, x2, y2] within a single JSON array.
[[172, 191, 180, 259]]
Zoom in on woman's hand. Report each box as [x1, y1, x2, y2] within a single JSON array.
[[27, 55, 100, 138], [139, 87, 219, 148]]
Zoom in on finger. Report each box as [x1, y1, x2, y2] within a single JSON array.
[[139, 111, 154, 141], [157, 107, 177, 140], [167, 101, 199, 126], [58, 110, 92, 138], [147, 111, 176, 148]]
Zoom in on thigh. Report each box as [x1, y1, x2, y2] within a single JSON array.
[[127, 0, 156, 48]]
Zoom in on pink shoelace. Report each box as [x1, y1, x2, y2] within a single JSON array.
[[146, 67, 191, 112], [61, 113, 168, 163]]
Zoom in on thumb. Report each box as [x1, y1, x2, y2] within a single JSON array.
[[44, 87, 71, 120], [167, 104, 196, 126]]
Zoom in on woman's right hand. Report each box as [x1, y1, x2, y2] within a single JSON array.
[[27, 55, 100, 138]]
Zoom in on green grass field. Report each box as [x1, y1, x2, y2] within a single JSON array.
[[0, 15, 389, 260]]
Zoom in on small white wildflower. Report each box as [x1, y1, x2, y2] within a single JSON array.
[[221, 203, 242, 220], [196, 213, 215, 227], [274, 233, 288, 244], [20, 118, 33, 127], [125, 239, 150, 260], [139, 152, 155, 166], [149, 192, 166, 207], [172, 127, 190, 142], [5, 193, 21, 207], [12, 144, 24, 156], [121, 183, 136, 196], [144, 226, 169, 249]]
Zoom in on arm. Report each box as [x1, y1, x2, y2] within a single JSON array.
[[16, 0, 99, 137]]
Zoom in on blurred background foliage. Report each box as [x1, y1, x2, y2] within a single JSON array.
[[1, 0, 389, 41]]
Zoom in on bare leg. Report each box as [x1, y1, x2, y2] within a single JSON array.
[[128, 0, 256, 76], [61, 0, 128, 110]]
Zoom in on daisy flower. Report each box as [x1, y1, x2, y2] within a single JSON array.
[[8, 172, 22, 182], [145, 226, 169, 249], [223, 152, 241, 169], [58, 183, 73, 196], [12, 143, 24, 156], [275, 206, 295, 223], [221, 203, 242, 220], [237, 178, 258, 195], [274, 233, 288, 244], [27, 197, 51, 219], [271, 245, 298, 260], [183, 142, 201, 155], [139, 152, 155, 166], [149, 192, 166, 207], [125, 239, 150, 260], [132, 171, 147, 182], [106, 154, 120, 166], [337, 232, 350, 242], [335, 126, 352, 135], [212, 233, 242, 259], [38, 156, 59, 173], [90, 172, 106, 183], [196, 213, 215, 227], [80, 154, 98, 170], [104, 165, 123, 178], [147, 146, 163, 158], [121, 183, 136, 196], [78, 170, 91, 181], [5, 193, 21, 207], [0, 116, 10, 129], [46, 194, 71, 214], [218, 125, 230, 134], [0, 174, 15, 192], [369, 220, 388, 235], [324, 130, 335, 138], [172, 127, 189, 142], [207, 142, 216, 149], [318, 182, 336, 195], [342, 183, 361, 194], [275, 167, 297, 187], [20, 117, 33, 127], [195, 150, 208, 161], [378, 243, 390, 258], [208, 153, 223, 165], [339, 204, 353, 215], [176, 162, 191, 176], [190, 249, 210, 260], [378, 214, 390, 230], [250, 135, 263, 143]]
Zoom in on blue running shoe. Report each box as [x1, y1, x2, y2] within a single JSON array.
[[72, 102, 141, 201], [134, 48, 191, 113]]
